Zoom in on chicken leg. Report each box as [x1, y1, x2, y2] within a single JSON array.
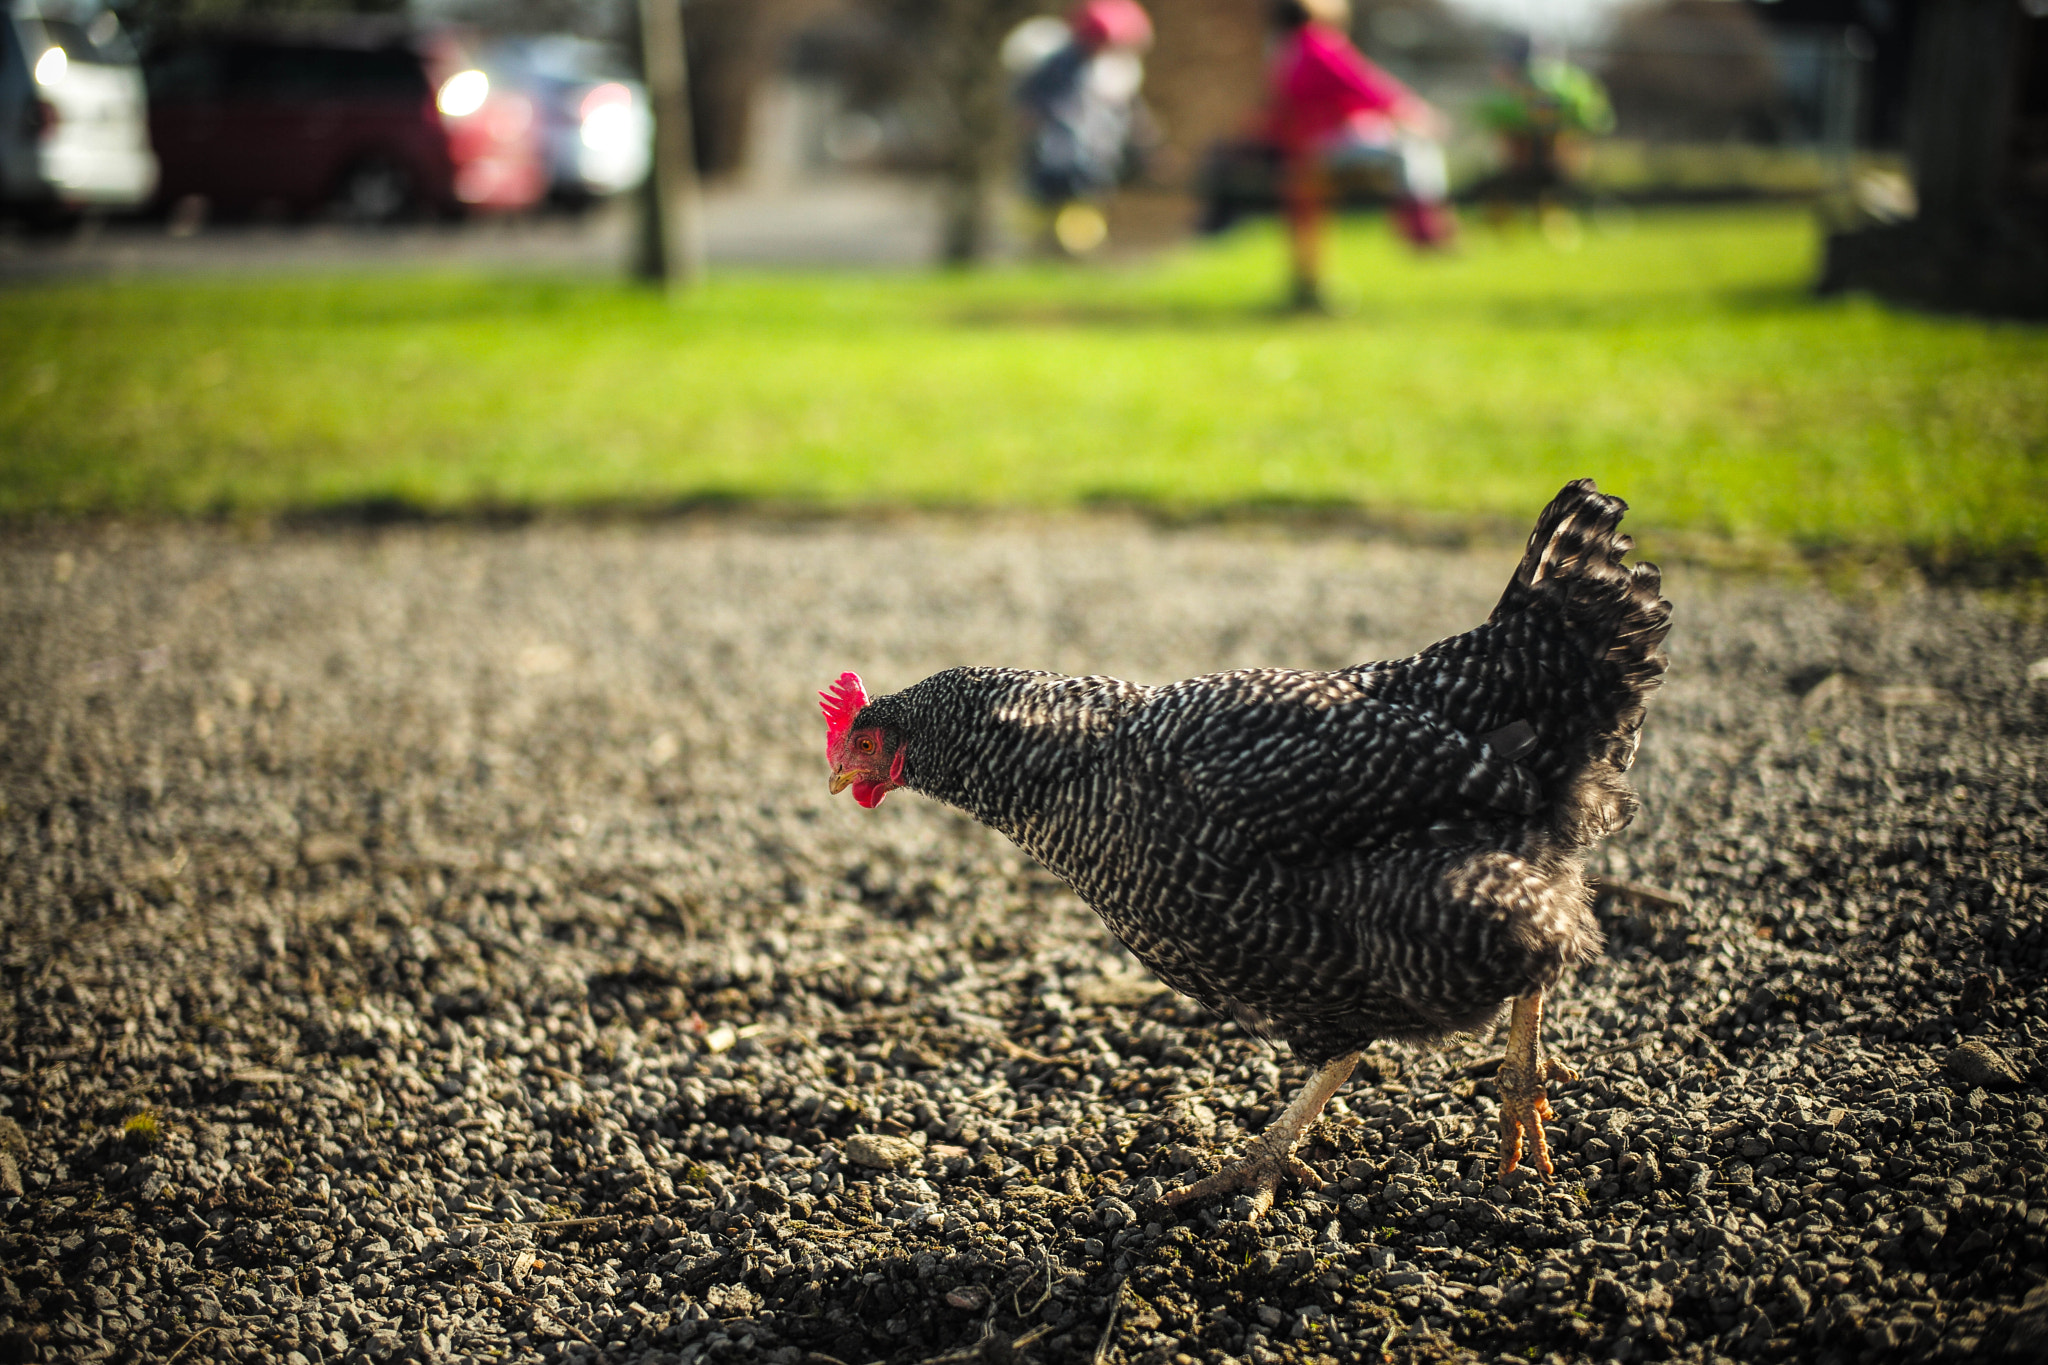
[[1495, 991, 1577, 1178], [1160, 1051, 1360, 1220]]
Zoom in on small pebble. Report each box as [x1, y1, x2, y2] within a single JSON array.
[[1948, 1040, 2024, 1089], [843, 1134, 923, 1171]]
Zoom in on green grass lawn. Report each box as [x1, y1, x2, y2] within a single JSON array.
[[3, 207, 2044, 564]]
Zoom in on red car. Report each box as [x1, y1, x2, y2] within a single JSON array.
[[145, 25, 458, 221], [422, 31, 548, 212]]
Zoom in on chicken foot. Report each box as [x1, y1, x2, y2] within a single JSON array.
[[1495, 991, 1577, 1179], [1160, 1051, 1360, 1221]]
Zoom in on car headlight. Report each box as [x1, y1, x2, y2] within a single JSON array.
[[580, 103, 635, 154], [578, 83, 635, 151], [437, 69, 489, 118], [34, 46, 67, 88]]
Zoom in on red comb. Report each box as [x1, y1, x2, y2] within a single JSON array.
[[820, 671, 868, 745]]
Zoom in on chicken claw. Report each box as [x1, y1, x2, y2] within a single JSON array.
[[1495, 991, 1576, 1178], [1159, 1142, 1320, 1222], [1159, 1052, 1359, 1221]]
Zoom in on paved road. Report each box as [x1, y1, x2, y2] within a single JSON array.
[[0, 177, 952, 281]]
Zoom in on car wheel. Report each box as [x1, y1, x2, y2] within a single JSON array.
[[333, 156, 413, 224]]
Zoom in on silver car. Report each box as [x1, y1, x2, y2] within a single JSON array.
[[2, 2, 157, 220]]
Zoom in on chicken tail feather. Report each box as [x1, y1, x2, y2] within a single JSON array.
[[1492, 478, 1673, 845]]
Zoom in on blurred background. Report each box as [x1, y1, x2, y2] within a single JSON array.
[[0, 0, 1999, 268], [1, 0, 2043, 568]]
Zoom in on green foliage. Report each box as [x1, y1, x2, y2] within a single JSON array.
[[2, 208, 2043, 562], [122, 1110, 164, 1146]]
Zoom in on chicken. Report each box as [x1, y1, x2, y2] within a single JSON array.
[[822, 479, 1670, 1215]]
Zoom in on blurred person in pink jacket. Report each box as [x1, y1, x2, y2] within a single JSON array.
[[1264, 0, 1452, 310]]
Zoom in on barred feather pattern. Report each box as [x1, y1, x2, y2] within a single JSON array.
[[845, 480, 1672, 1065]]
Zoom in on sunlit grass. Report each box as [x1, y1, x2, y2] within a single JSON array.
[[2, 207, 2043, 561]]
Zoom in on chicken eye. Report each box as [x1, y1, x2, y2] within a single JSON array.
[[857, 736, 875, 754]]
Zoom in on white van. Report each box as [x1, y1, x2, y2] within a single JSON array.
[[2, 3, 157, 220]]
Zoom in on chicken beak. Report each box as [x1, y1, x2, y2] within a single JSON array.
[[829, 769, 855, 795]]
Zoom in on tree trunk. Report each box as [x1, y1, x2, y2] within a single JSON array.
[[931, 0, 1038, 265], [636, 0, 706, 290], [1905, 0, 2020, 228], [1818, 0, 2048, 318]]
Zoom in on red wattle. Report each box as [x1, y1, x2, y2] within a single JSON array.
[[852, 780, 888, 808]]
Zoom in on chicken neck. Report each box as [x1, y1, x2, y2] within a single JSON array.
[[1495, 990, 1578, 1178], [1160, 1050, 1360, 1221]]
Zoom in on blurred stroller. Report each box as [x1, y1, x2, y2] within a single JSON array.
[[1006, 0, 1155, 255]]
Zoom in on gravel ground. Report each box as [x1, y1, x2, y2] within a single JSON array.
[[2, 514, 2046, 1365]]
